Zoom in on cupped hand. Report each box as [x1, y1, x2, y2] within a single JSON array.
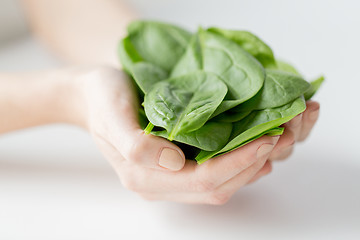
[[268, 101, 320, 161], [72, 66, 318, 205]]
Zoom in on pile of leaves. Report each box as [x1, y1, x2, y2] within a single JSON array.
[[118, 20, 324, 164]]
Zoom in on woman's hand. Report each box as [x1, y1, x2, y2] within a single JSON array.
[[0, 66, 320, 204], [69, 66, 282, 205], [268, 101, 320, 161], [74, 67, 320, 204], [245, 101, 320, 184]]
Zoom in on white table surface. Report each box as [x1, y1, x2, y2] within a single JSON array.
[[1, 0, 359, 239]]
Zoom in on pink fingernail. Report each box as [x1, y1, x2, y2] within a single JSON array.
[[159, 148, 185, 171], [272, 135, 280, 144], [256, 144, 275, 160]]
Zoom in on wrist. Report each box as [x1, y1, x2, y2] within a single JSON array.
[[49, 68, 89, 128], [0, 69, 88, 134]]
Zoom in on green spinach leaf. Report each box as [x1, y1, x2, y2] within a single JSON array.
[[170, 34, 202, 77], [196, 97, 306, 163], [144, 71, 227, 140], [138, 108, 149, 130], [131, 62, 168, 93], [212, 110, 251, 123], [118, 20, 324, 163], [128, 20, 192, 72], [235, 69, 310, 111], [118, 36, 143, 74], [208, 27, 276, 68], [201, 30, 265, 104], [152, 121, 232, 151], [275, 60, 302, 76], [304, 76, 325, 100]]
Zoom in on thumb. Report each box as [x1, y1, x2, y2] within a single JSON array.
[[88, 69, 186, 171], [120, 128, 186, 171]]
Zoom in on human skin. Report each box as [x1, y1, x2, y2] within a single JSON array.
[[0, 66, 320, 204], [0, 0, 320, 204], [21, 0, 137, 66]]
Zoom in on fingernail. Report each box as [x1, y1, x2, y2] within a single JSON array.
[[159, 148, 185, 171], [272, 135, 280, 144], [309, 109, 319, 121], [256, 143, 275, 160]]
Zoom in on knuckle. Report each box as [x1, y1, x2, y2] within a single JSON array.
[[127, 133, 148, 164], [207, 191, 232, 205], [121, 176, 141, 192], [120, 168, 146, 193]]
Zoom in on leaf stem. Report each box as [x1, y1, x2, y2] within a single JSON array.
[[168, 134, 174, 141], [144, 122, 154, 134]]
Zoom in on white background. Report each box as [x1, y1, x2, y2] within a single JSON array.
[[0, 0, 359, 239]]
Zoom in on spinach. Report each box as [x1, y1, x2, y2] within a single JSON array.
[[118, 21, 192, 94], [215, 69, 309, 122], [152, 121, 232, 151], [208, 27, 276, 68], [171, 30, 266, 116], [128, 20, 192, 72], [196, 97, 306, 163], [171, 34, 202, 77], [138, 108, 149, 130], [234, 69, 310, 111], [304, 76, 325, 101], [118, 21, 324, 164], [131, 62, 168, 93], [201, 30, 265, 107], [144, 71, 227, 140], [118, 36, 143, 74], [275, 59, 302, 76], [212, 110, 251, 123]]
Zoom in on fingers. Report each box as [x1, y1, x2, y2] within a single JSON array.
[[118, 159, 198, 193], [119, 136, 280, 205], [269, 127, 295, 161], [246, 161, 273, 184], [136, 160, 274, 205], [215, 146, 274, 195], [86, 68, 186, 171], [270, 101, 320, 161], [194, 135, 279, 190], [298, 101, 320, 141], [96, 111, 186, 171], [283, 113, 303, 141], [118, 136, 280, 194], [120, 101, 320, 204], [108, 97, 186, 171]]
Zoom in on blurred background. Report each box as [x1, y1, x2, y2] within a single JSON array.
[[0, 0, 359, 239]]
